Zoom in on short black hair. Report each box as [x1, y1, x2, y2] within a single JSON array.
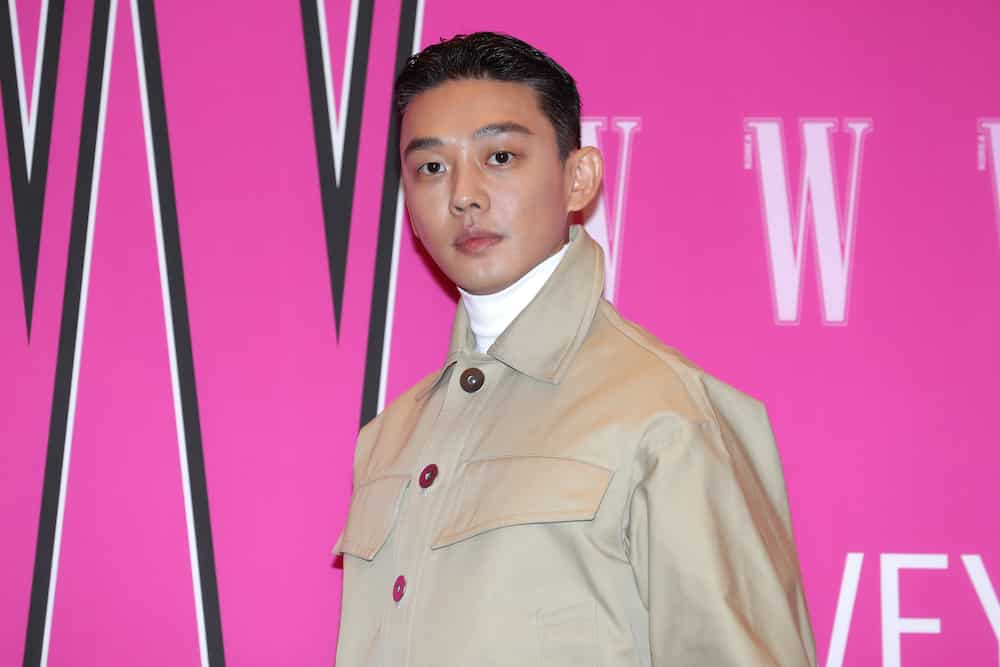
[[394, 32, 581, 160]]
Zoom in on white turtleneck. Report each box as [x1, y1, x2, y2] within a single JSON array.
[[458, 244, 570, 354]]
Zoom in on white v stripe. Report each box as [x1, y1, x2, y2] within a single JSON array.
[[7, 0, 50, 173], [38, 0, 116, 663], [314, 0, 361, 183]]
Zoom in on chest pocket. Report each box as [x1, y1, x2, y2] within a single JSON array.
[[336, 475, 410, 560], [430, 456, 613, 549]]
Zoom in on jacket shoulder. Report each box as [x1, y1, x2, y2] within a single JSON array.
[[352, 369, 442, 482], [593, 301, 793, 519], [587, 300, 764, 426], [359, 369, 440, 435]]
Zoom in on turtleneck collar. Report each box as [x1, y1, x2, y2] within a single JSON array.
[[413, 226, 605, 400], [458, 243, 570, 354]]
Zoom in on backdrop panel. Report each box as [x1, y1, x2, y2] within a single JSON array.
[[2, 0, 998, 665]]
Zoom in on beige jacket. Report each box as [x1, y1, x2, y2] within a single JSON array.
[[334, 227, 816, 666]]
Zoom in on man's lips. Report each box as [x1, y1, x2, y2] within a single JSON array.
[[454, 230, 503, 254]]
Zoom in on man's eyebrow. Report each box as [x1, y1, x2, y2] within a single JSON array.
[[473, 122, 534, 139], [403, 136, 444, 156], [403, 122, 534, 157]]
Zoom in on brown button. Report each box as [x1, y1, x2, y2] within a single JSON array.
[[459, 367, 485, 393], [393, 575, 406, 602], [419, 464, 439, 489]]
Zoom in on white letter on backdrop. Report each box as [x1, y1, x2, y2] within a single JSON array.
[[825, 552, 864, 667], [880, 553, 947, 667], [744, 118, 872, 325], [962, 554, 1000, 665], [581, 117, 640, 303]]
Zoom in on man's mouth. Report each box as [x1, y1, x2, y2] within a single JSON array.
[[454, 229, 503, 255]]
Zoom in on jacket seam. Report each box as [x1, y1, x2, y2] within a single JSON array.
[[459, 452, 615, 472], [596, 304, 722, 419]]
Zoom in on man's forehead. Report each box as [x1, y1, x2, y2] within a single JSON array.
[[399, 79, 548, 141]]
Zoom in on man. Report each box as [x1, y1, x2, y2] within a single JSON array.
[[334, 32, 816, 666]]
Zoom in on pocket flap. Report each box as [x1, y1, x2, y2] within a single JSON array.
[[338, 475, 410, 561], [431, 457, 612, 549]]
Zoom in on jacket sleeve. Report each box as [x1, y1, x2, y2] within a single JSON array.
[[624, 411, 816, 666]]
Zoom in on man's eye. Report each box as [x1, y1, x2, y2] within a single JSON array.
[[487, 151, 515, 166], [418, 162, 445, 175]]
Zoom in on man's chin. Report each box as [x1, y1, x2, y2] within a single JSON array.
[[450, 258, 514, 296]]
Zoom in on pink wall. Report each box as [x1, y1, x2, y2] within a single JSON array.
[[2, 0, 998, 665]]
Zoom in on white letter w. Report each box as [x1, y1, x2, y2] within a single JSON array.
[[745, 118, 872, 324]]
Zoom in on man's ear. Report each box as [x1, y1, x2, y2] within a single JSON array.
[[566, 146, 604, 213]]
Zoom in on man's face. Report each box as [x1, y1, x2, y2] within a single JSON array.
[[399, 78, 576, 295]]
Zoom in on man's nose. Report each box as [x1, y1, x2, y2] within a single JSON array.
[[450, 165, 489, 215]]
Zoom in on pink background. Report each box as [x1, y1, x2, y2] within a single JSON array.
[[2, 0, 998, 665]]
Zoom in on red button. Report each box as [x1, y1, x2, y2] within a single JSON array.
[[419, 464, 439, 489], [393, 575, 406, 602]]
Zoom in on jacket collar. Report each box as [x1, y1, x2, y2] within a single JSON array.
[[442, 225, 605, 385]]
